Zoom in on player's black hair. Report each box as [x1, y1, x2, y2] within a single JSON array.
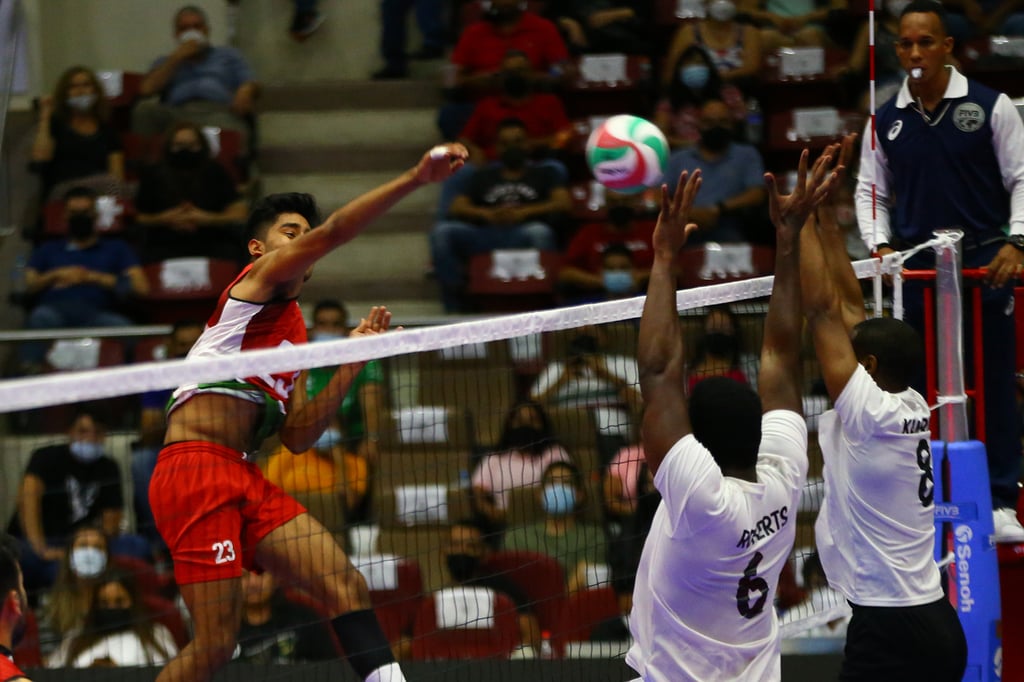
[[0, 533, 21, 598], [900, 0, 949, 35], [851, 316, 923, 391], [246, 193, 321, 241], [689, 376, 763, 470], [63, 185, 97, 204], [601, 242, 635, 264]]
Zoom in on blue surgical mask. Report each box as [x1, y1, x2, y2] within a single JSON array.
[[542, 483, 577, 516], [311, 331, 344, 343], [70, 546, 107, 578], [680, 64, 710, 90], [313, 427, 343, 451], [603, 270, 634, 294], [69, 440, 104, 463]]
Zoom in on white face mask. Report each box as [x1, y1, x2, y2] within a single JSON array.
[[708, 0, 736, 22], [69, 440, 104, 463], [70, 546, 107, 578], [177, 28, 208, 46], [67, 94, 97, 112]]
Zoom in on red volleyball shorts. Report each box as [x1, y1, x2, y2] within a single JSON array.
[[149, 441, 306, 585]]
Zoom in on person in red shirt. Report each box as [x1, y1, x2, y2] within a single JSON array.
[[0, 534, 31, 682]]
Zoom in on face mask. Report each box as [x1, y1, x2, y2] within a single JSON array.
[[93, 607, 133, 632], [177, 28, 208, 46], [67, 93, 97, 112], [70, 440, 104, 463], [67, 213, 96, 240], [502, 71, 529, 98], [311, 331, 344, 342], [446, 553, 481, 583], [608, 205, 634, 228], [886, 0, 910, 17], [500, 145, 528, 170], [167, 148, 205, 169], [680, 64, 711, 90], [504, 425, 546, 453], [70, 546, 108, 578], [313, 427, 343, 451], [603, 270, 634, 294], [700, 125, 732, 152], [708, 0, 736, 21], [542, 482, 576, 516], [704, 331, 738, 358]]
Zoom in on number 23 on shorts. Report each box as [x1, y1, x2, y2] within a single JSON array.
[[213, 540, 237, 564]]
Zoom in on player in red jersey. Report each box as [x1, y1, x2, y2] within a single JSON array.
[[149, 143, 467, 682], [0, 534, 30, 682]]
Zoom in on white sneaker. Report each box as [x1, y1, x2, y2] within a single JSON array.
[[993, 507, 1024, 543]]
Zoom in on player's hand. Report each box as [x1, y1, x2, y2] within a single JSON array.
[[652, 169, 702, 259], [414, 143, 468, 184], [985, 243, 1024, 289], [823, 133, 857, 205], [349, 306, 393, 338], [765, 147, 840, 239]]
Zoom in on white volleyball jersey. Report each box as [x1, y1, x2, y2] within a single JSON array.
[[627, 410, 808, 682], [815, 364, 944, 607]]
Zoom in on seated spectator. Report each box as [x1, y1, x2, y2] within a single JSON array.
[[29, 66, 125, 204], [47, 573, 177, 668], [134, 121, 248, 264], [687, 304, 752, 393], [133, 5, 259, 150], [654, 45, 747, 148], [235, 570, 337, 663], [6, 410, 147, 592], [471, 401, 572, 527], [45, 526, 111, 639], [664, 99, 767, 244], [503, 462, 605, 590], [661, 1, 762, 92], [836, 1, 903, 109], [602, 443, 645, 522], [444, 519, 541, 651], [740, 0, 847, 50], [439, 0, 573, 140], [546, 0, 651, 55], [18, 187, 148, 372], [431, 118, 570, 313], [133, 320, 204, 549]]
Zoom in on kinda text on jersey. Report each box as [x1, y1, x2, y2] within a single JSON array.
[[736, 506, 789, 549]]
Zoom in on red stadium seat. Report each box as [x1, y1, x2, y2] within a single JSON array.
[[366, 557, 425, 645], [140, 258, 240, 324], [121, 129, 247, 185], [410, 590, 519, 660], [564, 54, 653, 119], [555, 586, 621, 645], [97, 70, 144, 133], [479, 550, 566, 637], [466, 250, 561, 312], [677, 244, 776, 289]]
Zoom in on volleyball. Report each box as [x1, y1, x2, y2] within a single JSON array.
[[586, 114, 670, 194]]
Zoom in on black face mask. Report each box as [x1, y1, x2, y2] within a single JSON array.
[[67, 213, 96, 240], [446, 553, 481, 583], [93, 607, 134, 632], [500, 145, 528, 170], [167, 148, 205, 169], [700, 126, 733, 152], [502, 71, 529, 98], [504, 425, 547, 453], [608, 205, 634, 228], [487, 7, 522, 24], [704, 332, 738, 358]]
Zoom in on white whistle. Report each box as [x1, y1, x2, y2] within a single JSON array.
[[429, 146, 449, 160], [911, 67, 922, 79]]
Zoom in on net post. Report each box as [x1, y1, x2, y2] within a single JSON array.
[[933, 229, 969, 442]]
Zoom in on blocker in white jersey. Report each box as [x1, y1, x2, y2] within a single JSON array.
[[633, 148, 837, 680]]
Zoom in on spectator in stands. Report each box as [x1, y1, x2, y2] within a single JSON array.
[[664, 99, 767, 243], [372, 0, 445, 79], [29, 66, 125, 204], [48, 573, 177, 668], [443, 519, 541, 650], [471, 401, 572, 526], [545, 0, 651, 55], [602, 443, 645, 522], [438, 0, 573, 140], [661, 1, 762, 93], [687, 304, 753, 393], [503, 461, 605, 589], [133, 320, 204, 550], [654, 45, 748, 148], [235, 570, 337, 663], [431, 118, 570, 313], [18, 187, 147, 372], [134, 5, 259, 150], [6, 410, 144, 592], [45, 526, 111, 639], [740, 0, 847, 50], [134, 121, 248, 265]]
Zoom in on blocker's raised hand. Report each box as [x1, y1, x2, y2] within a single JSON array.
[[652, 169, 702, 258]]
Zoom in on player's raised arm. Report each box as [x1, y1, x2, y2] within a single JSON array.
[[638, 169, 702, 475], [760, 147, 840, 415], [252, 143, 467, 287]]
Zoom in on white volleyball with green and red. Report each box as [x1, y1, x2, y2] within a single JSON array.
[[585, 114, 669, 194]]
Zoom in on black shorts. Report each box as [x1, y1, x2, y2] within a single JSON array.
[[840, 598, 967, 682]]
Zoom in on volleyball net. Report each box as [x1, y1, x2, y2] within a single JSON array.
[[0, 252, 907, 670]]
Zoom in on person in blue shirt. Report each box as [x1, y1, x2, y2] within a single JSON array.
[[856, 0, 1024, 542], [664, 99, 767, 244], [19, 186, 148, 369]]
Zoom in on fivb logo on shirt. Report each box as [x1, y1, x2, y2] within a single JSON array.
[[953, 102, 985, 132]]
